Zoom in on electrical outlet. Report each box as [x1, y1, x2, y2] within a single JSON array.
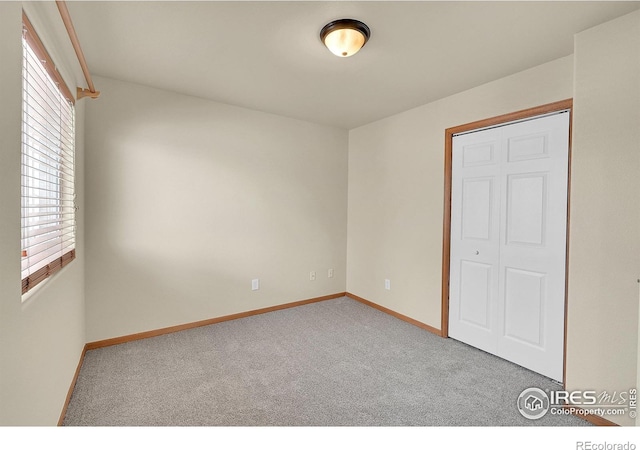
[[310, 271, 316, 281], [385, 279, 391, 290], [252, 279, 260, 291], [328, 268, 334, 278]]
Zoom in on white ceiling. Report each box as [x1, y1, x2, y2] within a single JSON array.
[[66, 1, 640, 129]]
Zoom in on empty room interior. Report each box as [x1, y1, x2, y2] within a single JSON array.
[[1, 0, 639, 429]]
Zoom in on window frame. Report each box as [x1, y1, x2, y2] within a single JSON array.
[[21, 12, 76, 295]]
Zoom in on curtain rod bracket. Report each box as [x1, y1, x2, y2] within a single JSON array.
[[77, 87, 100, 100]]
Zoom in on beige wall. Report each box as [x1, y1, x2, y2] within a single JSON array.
[[84, 76, 348, 342], [347, 55, 574, 328], [566, 10, 640, 426], [0, 2, 86, 425]]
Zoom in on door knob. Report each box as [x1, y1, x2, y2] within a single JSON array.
[[475, 250, 480, 255]]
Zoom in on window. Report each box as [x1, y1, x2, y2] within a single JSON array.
[[21, 13, 76, 295]]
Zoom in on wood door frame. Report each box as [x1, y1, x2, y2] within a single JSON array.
[[441, 98, 573, 385]]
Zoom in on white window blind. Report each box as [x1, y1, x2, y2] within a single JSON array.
[[21, 15, 76, 295]]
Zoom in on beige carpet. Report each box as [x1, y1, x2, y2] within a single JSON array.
[[63, 297, 590, 426]]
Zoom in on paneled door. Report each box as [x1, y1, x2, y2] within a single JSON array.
[[448, 111, 569, 382]]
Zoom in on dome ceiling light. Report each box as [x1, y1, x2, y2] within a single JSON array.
[[320, 19, 371, 58]]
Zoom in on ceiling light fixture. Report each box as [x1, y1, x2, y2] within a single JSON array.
[[320, 19, 370, 58]]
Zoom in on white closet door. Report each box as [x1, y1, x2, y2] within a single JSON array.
[[449, 112, 569, 382], [449, 127, 502, 355]]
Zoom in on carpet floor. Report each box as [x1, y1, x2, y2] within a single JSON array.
[[63, 297, 590, 426]]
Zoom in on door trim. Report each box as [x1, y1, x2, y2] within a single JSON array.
[[441, 98, 573, 385]]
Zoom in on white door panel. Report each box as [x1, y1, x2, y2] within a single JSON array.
[[449, 128, 501, 354], [505, 173, 548, 247], [459, 260, 492, 330], [461, 177, 494, 241], [503, 267, 546, 347], [450, 112, 569, 382]]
